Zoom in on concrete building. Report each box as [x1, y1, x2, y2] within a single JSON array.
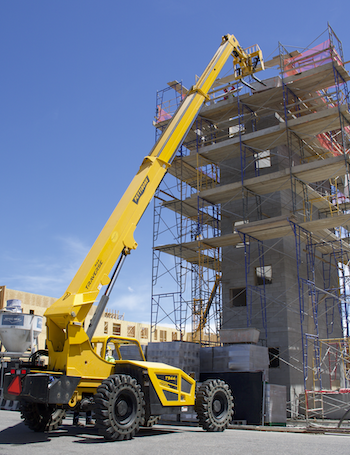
[[151, 26, 350, 411]]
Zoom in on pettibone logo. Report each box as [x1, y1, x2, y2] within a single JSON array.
[[133, 176, 150, 205], [85, 259, 103, 290]]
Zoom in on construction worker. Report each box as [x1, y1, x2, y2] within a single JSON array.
[[73, 410, 94, 426]]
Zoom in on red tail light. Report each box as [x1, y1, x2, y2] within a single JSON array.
[[7, 376, 22, 396]]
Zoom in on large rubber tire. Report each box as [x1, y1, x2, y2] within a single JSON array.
[[20, 401, 66, 432], [195, 379, 234, 432], [94, 374, 145, 441]]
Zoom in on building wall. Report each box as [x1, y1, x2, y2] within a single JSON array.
[[219, 139, 343, 401]]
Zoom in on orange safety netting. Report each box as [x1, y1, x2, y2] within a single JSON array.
[[317, 132, 343, 156], [283, 39, 343, 77], [156, 105, 172, 123], [284, 40, 348, 155]]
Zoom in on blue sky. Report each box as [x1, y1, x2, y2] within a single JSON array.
[[1, 0, 349, 323]]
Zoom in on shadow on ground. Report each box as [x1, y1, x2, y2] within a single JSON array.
[[0, 420, 179, 445]]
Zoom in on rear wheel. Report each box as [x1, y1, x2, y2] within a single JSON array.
[[142, 415, 161, 427], [20, 401, 66, 432], [195, 379, 234, 432], [94, 374, 145, 441]]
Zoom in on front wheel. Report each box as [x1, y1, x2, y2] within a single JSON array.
[[195, 379, 234, 432], [94, 374, 145, 441]]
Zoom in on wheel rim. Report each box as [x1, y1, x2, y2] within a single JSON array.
[[113, 389, 137, 426], [211, 391, 228, 421]]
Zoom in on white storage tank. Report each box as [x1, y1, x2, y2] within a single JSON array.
[[0, 300, 43, 353]]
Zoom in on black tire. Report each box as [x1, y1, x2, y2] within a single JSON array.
[[195, 379, 234, 432], [142, 415, 161, 427], [94, 374, 145, 441], [20, 401, 66, 432]]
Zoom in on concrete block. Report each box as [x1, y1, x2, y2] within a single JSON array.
[[220, 328, 260, 344], [265, 384, 287, 424], [147, 341, 200, 380], [200, 344, 269, 381]]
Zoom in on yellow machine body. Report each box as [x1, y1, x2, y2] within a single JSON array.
[[54, 336, 196, 408]]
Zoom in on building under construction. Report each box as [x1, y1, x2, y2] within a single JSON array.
[[151, 25, 350, 416]]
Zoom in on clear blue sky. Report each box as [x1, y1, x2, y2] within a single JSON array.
[[1, 0, 349, 323]]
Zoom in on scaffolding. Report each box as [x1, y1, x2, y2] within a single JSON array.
[[279, 26, 350, 401], [151, 82, 222, 344], [151, 25, 350, 414]]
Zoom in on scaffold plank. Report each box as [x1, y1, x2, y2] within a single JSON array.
[[202, 62, 350, 124], [177, 105, 349, 169], [164, 155, 348, 212], [161, 198, 217, 227], [154, 214, 350, 262], [153, 243, 221, 270], [167, 156, 217, 189]]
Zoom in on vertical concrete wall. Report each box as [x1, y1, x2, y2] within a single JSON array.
[[219, 137, 343, 404]]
